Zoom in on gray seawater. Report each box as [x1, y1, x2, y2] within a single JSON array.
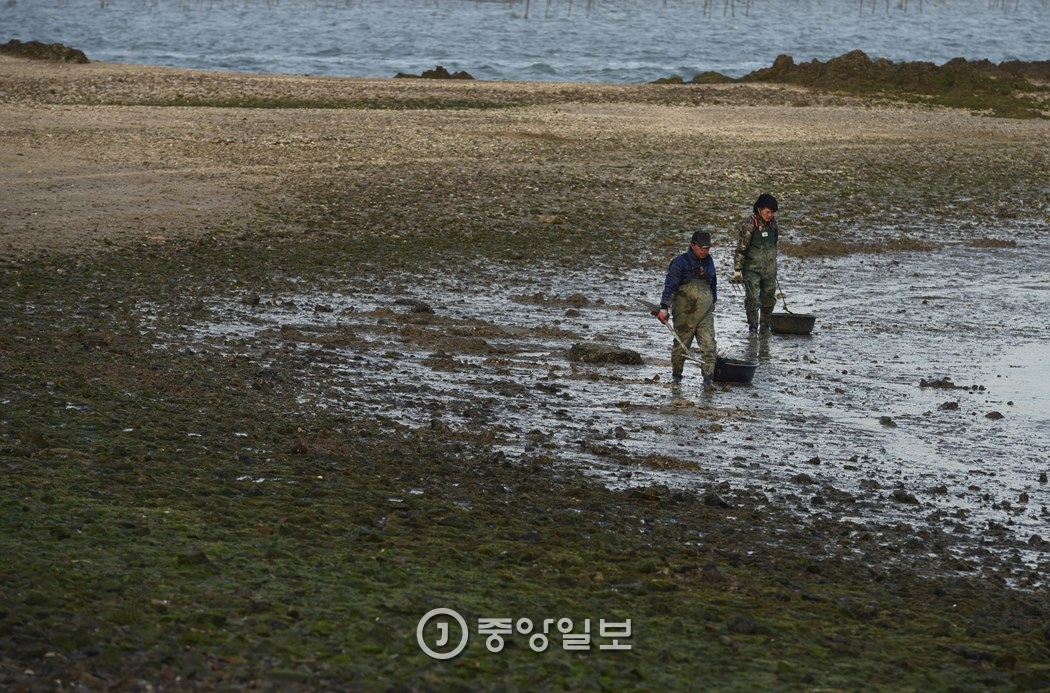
[[3, 0, 1048, 83]]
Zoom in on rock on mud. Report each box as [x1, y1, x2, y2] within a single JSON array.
[[568, 342, 643, 365]]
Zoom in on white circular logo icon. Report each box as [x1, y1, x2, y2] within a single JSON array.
[[416, 608, 469, 660]]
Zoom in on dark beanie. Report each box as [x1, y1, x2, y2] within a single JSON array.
[[690, 230, 712, 247], [753, 193, 779, 213]]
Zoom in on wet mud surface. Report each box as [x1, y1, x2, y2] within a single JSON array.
[[6, 247, 1050, 689], [160, 232, 1050, 590], [10, 230, 1048, 689]]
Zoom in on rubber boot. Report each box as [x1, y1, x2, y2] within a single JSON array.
[[759, 309, 773, 336], [746, 304, 759, 336]]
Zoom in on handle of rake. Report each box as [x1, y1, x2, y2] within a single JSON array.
[[774, 274, 794, 314]]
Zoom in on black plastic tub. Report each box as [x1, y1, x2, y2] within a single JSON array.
[[770, 312, 816, 335], [713, 357, 759, 384]]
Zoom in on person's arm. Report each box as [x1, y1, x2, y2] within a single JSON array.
[[657, 256, 686, 323], [731, 219, 752, 282], [660, 256, 684, 309], [733, 218, 752, 273]]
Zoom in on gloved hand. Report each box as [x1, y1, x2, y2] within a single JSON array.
[[656, 309, 670, 325], [730, 270, 743, 284]]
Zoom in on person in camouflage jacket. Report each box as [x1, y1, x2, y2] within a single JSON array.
[[731, 193, 779, 335]]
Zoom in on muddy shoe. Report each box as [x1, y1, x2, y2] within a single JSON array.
[[703, 377, 714, 391]]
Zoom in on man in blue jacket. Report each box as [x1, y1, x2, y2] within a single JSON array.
[[656, 230, 718, 389]]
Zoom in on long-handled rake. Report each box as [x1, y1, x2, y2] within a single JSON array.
[[634, 298, 706, 365]]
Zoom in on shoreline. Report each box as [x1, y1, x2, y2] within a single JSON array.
[[4, 54, 1045, 256]]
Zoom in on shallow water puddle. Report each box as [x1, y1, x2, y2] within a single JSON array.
[[992, 341, 1050, 422], [153, 233, 1050, 581]]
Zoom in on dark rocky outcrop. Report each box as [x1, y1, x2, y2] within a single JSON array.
[[0, 39, 89, 63], [654, 49, 1050, 118], [394, 65, 474, 80], [737, 50, 1040, 94]]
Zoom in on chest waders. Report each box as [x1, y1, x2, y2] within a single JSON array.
[[671, 279, 717, 380], [743, 223, 778, 332]]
